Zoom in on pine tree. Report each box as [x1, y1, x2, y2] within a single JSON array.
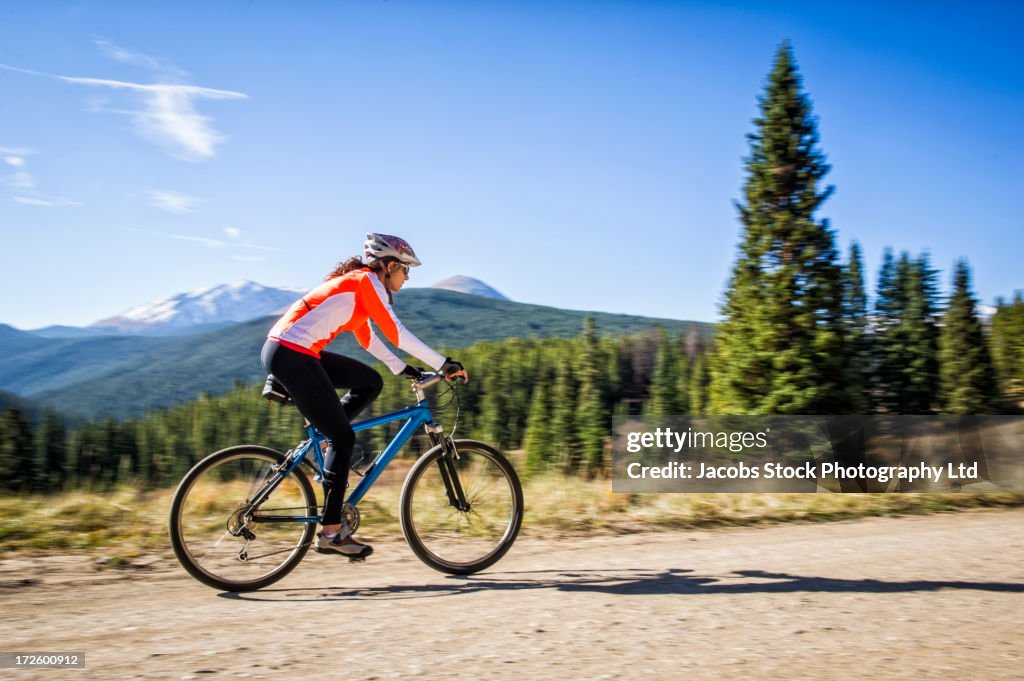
[[841, 241, 870, 412], [479, 376, 508, 449], [523, 384, 552, 475], [872, 249, 906, 412], [674, 334, 691, 415], [576, 318, 606, 474], [990, 292, 1024, 409], [689, 350, 711, 415], [903, 254, 941, 413], [710, 41, 851, 414], [939, 260, 1001, 414], [644, 328, 678, 416], [549, 357, 577, 472], [0, 409, 36, 492], [35, 410, 67, 492], [871, 251, 941, 413]]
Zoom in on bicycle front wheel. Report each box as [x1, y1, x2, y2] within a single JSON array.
[[169, 446, 317, 592], [400, 439, 523, 575]]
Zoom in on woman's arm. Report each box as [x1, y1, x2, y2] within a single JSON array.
[[358, 273, 446, 371]]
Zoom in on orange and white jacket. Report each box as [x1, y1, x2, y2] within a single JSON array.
[[268, 268, 445, 374]]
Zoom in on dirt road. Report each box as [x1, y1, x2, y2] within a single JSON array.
[[2, 509, 1022, 680]]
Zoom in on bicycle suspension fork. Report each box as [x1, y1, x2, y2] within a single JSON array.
[[425, 422, 471, 512]]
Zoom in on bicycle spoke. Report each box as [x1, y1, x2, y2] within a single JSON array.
[[170, 448, 316, 591], [402, 442, 522, 574]]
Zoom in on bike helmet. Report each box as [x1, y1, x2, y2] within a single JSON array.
[[363, 232, 422, 267]]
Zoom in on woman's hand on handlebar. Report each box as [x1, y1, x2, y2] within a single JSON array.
[[441, 358, 468, 383], [401, 364, 426, 380]]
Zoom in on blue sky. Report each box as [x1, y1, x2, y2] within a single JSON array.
[[1, 1, 1021, 330]]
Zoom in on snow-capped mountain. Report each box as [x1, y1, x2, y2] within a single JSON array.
[[429, 275, 509, 301], [80, 276, 509, 336], [90, 281, 304, 335]]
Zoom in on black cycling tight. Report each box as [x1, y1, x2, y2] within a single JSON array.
[[261, 339, 383, 526]]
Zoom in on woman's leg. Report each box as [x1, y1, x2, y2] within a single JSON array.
[[260, 341, 356, 529], [316, 352, 384, 509], [318, 351, 384, 419]]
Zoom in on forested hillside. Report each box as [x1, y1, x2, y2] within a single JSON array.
[[2, 289, 711, 419]]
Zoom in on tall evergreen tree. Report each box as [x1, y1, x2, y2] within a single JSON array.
[[522, 384, 552, 475], [990, 292, 1024, 409], [674, 334, 692, 415], [549, 359, 577, 471], [689, 350, 711, 415], [903, 254, 941, 412], [644, 328, 679, 416], [710, 41, 851, 414], [576, 318, 606, 474], [872, 251, 941, 413], [939, 260, 1000, 413], [35, 410, 67, 492], [871, 249, 905, 412], [479, 376, 509, 449], [841, 241, 870, 412], [0, 409, 36, 492]]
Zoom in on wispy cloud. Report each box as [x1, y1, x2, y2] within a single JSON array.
[[129, 228, 282, 253], [0, 147, 35, 186], [0, 145, 80, 207], [93, 38, 185, 78], [6, 170, 36, 190], [1, 147, 31, 168], [147, 189, 204, 214], [224, 227, 242, 239], [12, 195, 82, 207], [62, 76, 248, 162], [0, 46, 248, 162]]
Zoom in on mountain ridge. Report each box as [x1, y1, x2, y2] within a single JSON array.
[[430, 276, 509, 301], [67, 277, 511, 336], [2, 288, 713, 420], [89, 280, 304, 335]]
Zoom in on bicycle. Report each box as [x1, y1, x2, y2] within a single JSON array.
[[168, 372, 524, 592]]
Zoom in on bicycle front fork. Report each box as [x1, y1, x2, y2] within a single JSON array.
[[426, 424, 470, 512]]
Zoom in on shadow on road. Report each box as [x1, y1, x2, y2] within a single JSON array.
[[219, 568, 1024, 602]]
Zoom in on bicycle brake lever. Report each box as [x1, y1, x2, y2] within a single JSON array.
[[445, 370, 469, 384]]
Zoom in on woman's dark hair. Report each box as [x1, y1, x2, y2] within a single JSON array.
[[324, 256, 396, 281], [324, 256, 399, 303], [324, 256, 370, 281]]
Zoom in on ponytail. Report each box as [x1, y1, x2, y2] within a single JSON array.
[[324, 256, 373, 281], [323, 256, 394, 304]]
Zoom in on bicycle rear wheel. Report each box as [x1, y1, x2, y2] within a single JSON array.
[[400, 439, 523, 575], [169, 446, 317, 592]]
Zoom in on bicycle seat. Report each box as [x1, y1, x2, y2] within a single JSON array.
[[262, 374, 292, 405]]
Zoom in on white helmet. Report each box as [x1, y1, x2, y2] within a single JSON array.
[[363, 232, 422, 267]]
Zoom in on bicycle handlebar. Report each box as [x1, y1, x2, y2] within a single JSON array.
[[412, 371, 467, 391], [413, 372, 446, 390]]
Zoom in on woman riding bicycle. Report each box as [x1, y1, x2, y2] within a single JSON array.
[[261, 233, 467, 559]]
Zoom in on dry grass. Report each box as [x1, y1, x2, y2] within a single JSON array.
[[1, 467, 1021, 563], [519, 474, 1024, 533]]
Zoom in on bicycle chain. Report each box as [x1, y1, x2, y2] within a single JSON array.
[[239, 539, 314, 562], [234, 505, 316, 562]]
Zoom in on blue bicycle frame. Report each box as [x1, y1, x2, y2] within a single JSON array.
[[278, 399, 437, 520]]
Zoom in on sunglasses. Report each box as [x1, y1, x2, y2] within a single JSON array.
[[392, 263, 409, 275]]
